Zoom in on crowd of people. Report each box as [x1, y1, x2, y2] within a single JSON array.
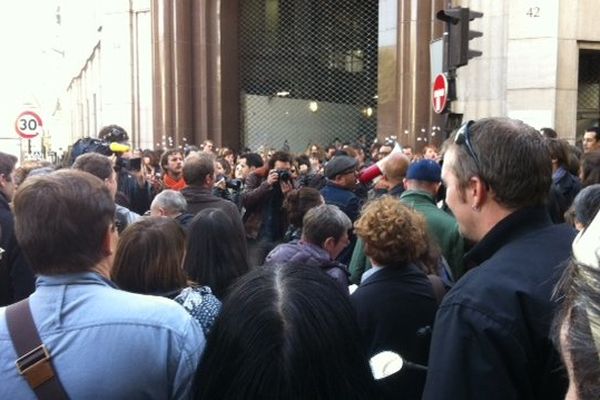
[[0, 118, 600, 398]]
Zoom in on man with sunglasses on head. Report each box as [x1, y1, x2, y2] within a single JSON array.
[[423, 118, 576, 400]]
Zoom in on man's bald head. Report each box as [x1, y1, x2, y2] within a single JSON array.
[[384, 152, 411, 182]]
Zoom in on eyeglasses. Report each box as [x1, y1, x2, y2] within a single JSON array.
[[454, 120, 481, 170]]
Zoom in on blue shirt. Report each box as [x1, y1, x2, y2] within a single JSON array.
[[0, 272, 205, 399]]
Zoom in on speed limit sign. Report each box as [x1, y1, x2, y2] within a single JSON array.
[[15, 110, 44, 139]]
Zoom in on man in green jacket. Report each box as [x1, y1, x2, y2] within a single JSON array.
[[350, 159, 464, 283], [400, 160, 465, 279]]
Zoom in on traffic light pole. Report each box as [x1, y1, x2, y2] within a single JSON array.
[[435, 6, 483, 137]]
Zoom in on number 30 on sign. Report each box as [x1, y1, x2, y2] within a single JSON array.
[[15, 110, 44, 139]]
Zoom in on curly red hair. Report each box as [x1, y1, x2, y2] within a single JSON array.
[[354, 196, 428, 266]]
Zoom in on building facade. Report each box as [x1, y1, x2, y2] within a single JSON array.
[[50, 0, 600, 154]]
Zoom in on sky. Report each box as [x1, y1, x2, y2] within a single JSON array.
[[0, 0, 61, 145]]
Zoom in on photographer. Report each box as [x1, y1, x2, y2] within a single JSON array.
[[98, 125, 153, 215], [212, 158, 243, 205], [241, 151, 294, 264]]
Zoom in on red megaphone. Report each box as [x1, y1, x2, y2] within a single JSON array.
[[358, 142, 403, 184]]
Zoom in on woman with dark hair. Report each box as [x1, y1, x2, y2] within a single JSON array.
[[282, 187, 323, 242], [111, 218, 221, 335], [215, 157, 232, 178], [351, 195, 438, 400], [546, 138, 582, 223], [184, 208, 249, 299], [193, 264, 380, 400], [554, 210, 600, 399], [568, 184, 600, 230]]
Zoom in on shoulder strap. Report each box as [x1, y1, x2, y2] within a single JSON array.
[[6, 299, 69, 400], [427, 274, 447, 306]]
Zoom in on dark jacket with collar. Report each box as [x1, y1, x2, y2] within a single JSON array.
[[553, 166, 581, 206], [320, 180, 362, 223], [423, 207, 576, 400], [0, 192, 35, 306], [181, 185, 245, 236], [548, 167, 581, 223], [351, 263, 438, 400]]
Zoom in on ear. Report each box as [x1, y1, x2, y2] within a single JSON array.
[[322, 236, 336, 253], [469, 176, 488, 210], [101, 225, 116, 256], [158, 207, 167, 217], [205, 174, 214, 186]]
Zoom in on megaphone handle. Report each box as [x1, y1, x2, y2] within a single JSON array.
[[403, 360, 428, 371]]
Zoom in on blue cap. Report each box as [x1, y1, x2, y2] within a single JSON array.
[[406, 159, 441, 182]]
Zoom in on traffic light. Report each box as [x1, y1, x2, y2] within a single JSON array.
[[436, 7, 483, 69]]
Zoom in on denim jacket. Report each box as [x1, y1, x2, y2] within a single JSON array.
[[0, 272, 205, 399]]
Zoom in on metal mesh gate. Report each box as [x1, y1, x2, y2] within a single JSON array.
[[577, 50, 600, 140], [240, 0, 379, 154]]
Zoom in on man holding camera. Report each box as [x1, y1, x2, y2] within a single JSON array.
[[241, 151, 294, 264]]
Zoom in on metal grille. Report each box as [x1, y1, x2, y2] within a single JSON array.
[[578, 51, 600, 117], [240, 0, 379, 153]]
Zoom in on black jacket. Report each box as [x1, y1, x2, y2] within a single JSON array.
[[351, 263, 438, 400], [0, 192, 35, 306], [181, 185, 245, 239], [423, 208, 576, 400]]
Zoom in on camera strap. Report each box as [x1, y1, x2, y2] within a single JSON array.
[[6, 299, 69, 399]]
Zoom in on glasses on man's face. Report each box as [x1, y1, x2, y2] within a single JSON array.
[[454, 120, 481, 170]]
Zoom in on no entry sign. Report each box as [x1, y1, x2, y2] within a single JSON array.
[[15, 110, 44, 139], [432, 73, 448, 114]]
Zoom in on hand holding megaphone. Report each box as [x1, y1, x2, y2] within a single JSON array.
[[358, 142, 403, 184]]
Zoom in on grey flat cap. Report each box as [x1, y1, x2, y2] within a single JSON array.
[[324, 155, 358, 179]]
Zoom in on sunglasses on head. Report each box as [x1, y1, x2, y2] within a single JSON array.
[[454, 120, 481, 170]]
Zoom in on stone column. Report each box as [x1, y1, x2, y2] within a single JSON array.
[[151, 0, 193, 149], [377, 0, 445, 150], [191, 0, 240, 149]]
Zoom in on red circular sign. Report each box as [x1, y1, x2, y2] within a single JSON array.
[[15, 110, 44, 139], [432, 74, 448, 114]]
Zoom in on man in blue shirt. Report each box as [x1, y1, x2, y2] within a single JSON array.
[[0, 170, 205, 399]]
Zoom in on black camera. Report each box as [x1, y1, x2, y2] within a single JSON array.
[[226, 178, 242, 190], [115, 157, 142, 172], [276, 169, 292, 183]]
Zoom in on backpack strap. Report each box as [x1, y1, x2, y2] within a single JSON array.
[[6, 299, 69, 400]]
